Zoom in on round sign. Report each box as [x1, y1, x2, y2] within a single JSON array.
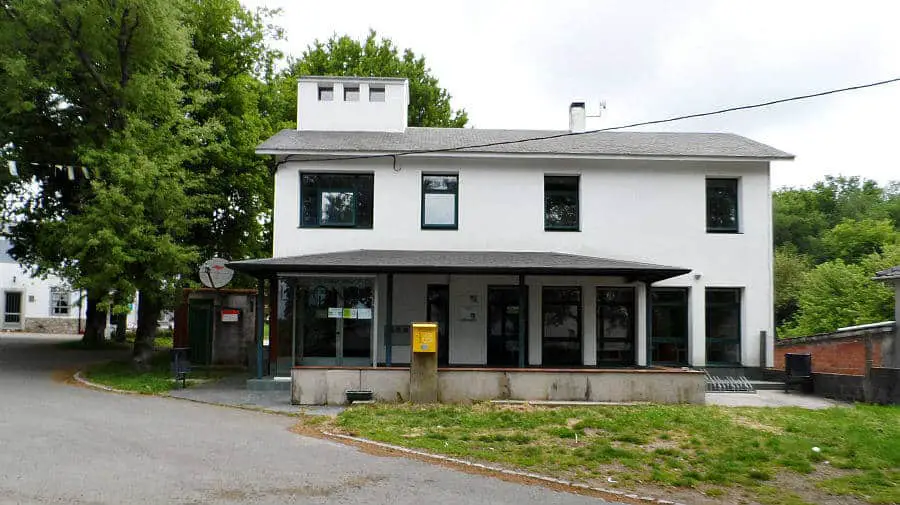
[[199, 257, 234, 289]]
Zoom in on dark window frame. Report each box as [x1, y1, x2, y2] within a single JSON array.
[[596, 287, 636, 367], [421, 173, 459, 230], [343, 85, 360, 102], [317, 85, 334, 101], [369, 86, 386, 102], [544, 175, 580, 231], [706, 178, 740, 233], [299, 172, 374, 229], [541, 286, 583, 366], [650, 287, 689, 366], [705, 288, 742, 365]]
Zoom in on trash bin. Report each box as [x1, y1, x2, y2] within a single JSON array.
[[171, 347, 191, 388], [784, 353, 812, 393]]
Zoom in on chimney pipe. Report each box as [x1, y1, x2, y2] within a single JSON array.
[[569, 102, 586, 133]]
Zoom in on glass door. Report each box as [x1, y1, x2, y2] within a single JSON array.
[[3, 292, 22, 329], [596, 287, 636, 366], [293, 278, 373, 366], [487, 287, 523, 367], [426, 285, 450, 366]]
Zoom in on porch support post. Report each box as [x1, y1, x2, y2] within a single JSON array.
[[255, 277, 265, 379], [644, 280, 653, 368], [518, 274, 527, 368], [385, 273, 394, 367], [268, 277, 279, 370]]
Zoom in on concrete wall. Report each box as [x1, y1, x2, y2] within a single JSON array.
[[774, 323, 896, 375], [291, 367, 706, 405], [295, 77, 408, 132], [274, 157, 774, 368]]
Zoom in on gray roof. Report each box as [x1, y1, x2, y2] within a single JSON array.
[[228, 249, 690, 282], [873, 265, 900, 281], [0, 239, 13, 263], [257, 128, 793, 160]]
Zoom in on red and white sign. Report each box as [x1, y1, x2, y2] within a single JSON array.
[[221, 309, 240, 323]]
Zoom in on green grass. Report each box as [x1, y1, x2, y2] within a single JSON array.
[[334, 403, 900, 505], [82, 352, 233, 394], [58, 329, 173, 351]]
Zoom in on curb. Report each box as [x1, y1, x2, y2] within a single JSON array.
[[72, 370, 138, 395], [322, 431, 687, 505]]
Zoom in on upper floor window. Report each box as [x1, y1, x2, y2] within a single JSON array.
[[50, 287, 70, 316], [369, 87, 386, 102], [317, 85, 334, 101], [344, 86, 360, 101], [300, 173, 374, 228], [706, 178, 739, 233], [421, 174, 458, 229], [544, 175, 579, 231]]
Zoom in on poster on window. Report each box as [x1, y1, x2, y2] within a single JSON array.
[[356, 308, 373, 320], [327, 307, 343, 318]]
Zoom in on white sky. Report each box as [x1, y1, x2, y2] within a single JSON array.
[[242, 0, 900, 189]]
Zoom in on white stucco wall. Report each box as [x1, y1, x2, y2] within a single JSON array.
[[296, 77, 409, 132], [273, 155, 774, 367], [0, 261, 87, 328]]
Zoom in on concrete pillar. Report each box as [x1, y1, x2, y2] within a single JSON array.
[[636, 282, 648, 366], [410, 352, 438, 403], [582, 284, 597, 366], [690, 285, 706, 367], [528, 282, 542, 366]]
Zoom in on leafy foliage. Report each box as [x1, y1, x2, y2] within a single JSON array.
[[774, 176, 899, 336]]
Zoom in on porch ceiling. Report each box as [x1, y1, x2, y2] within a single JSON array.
[[228, 249, 691, 283]]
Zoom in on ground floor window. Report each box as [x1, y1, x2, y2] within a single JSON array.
[[596, 287, 635, 366], [706, 288, 742, 364], [651, 288, 689, 365], [542, 286, 582, 366], [50, 287, 70, 316], [487, 286, 525, 367]]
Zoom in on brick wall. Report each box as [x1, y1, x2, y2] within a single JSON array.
[[774, 324, 895, 376]]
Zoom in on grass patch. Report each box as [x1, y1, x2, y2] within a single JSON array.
[[82, 352, 234, 394], [334, 403, 900, 505]]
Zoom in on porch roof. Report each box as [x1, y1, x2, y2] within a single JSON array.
[[228, 249, 690, 283]]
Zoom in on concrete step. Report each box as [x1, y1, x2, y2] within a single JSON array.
[[750, 380, 784, 391], [246, 376, 291, 391]]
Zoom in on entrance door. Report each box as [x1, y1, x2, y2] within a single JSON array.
[[596, 287, 636, 366], [295, 278, 373, 366], [187, 299, 213, 365], [426, 285, 450, 366], [3, 292, 22, 330], [487, 287, 524, 367]]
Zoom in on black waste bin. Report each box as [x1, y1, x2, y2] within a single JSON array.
[[784, 353, 812, 393], [171, 347, 191, 388]]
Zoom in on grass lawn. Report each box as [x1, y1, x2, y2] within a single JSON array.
[[82, 352, 235, 394], [332, 403, 899, 505]]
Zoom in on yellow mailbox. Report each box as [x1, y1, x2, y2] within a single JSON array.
[[411, 322, 438, 353]]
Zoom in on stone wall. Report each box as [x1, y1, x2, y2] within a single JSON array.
[[23, 317, 79, 334], [774, 323, 896, 375]]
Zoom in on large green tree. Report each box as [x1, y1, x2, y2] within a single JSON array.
[[281, 30, 468, 128]]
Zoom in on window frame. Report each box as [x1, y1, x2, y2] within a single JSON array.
[[317, 85, 334, 101], [420, 173, 459, 230], [705, 287, 742, 366], [343, 85, 360, 102], [544, 175, 580, 232], [596, 286, 636, 367], [299, 172, 374, 229], [706, 178, 740, 233], [541, 286, 583, 366], [50, 286, 70, 316], [369, 86, 386, 102], [650, 287, 690, 366]]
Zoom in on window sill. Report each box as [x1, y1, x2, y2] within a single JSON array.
[[544, 228, 581, 232], [706, 229, 742, 234], [421, 225, 458, 231], [298, 226, 373, 230]]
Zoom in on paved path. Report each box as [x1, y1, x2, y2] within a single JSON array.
[[0, 334, 613, 505], [706, 390, 843, 408]]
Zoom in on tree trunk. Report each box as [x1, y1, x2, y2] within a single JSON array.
[[132, 291, 160, 368], [111, 291, 129, 343], [81, 289, 107, 345]]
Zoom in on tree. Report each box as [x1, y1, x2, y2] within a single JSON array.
[[821, 218, 897, 264], [773, 246, 811, 330], [282, 30, 468, 128]]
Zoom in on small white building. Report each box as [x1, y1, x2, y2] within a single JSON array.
[[231, 76, 793, 404], [0, 238, 87, 333]]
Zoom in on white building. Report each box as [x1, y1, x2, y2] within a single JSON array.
[[231, 76, 793, 402], [0, 238, 87, 333]]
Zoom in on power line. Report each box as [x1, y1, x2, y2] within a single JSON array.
[[285, 76, 900, 164]]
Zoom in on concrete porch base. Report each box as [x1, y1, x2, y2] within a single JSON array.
[[291, 367, 706, 405]]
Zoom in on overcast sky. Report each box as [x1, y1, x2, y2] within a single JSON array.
[[241, 0, 899, 188]]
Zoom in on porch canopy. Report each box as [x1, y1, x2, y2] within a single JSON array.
[[228, 249, 690, 282], [229, 250, 690, 369]]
